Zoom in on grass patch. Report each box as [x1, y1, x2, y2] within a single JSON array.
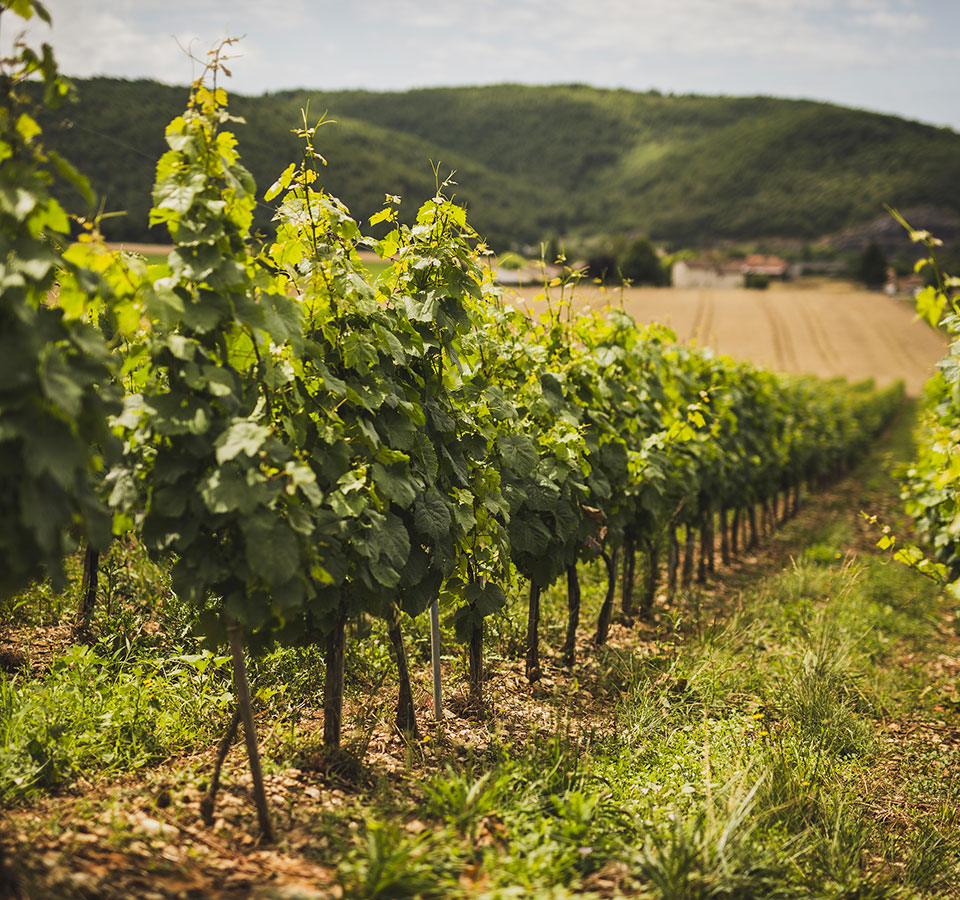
[[0, 644, 233, 802]]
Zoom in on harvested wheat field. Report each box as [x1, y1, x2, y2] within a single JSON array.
[[506, 281, 947, 395]]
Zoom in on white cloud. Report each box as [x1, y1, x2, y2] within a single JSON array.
[[854, 9, 928, 30], [0, 0, 956, 128], [4, 2, 196, 83], [1, 0, 284, 85]]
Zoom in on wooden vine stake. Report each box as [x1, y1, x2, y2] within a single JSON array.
[[719, 508, 731, 566], [227, 620, 275, 842], [324, 609, 347, 747], [640, 539, 660, 618], [430, 598, 443, 719], [562, 564, 581, 666], [200, 706, 241, 825], [593, 547, 619, 646], [468, 618, 484, 705], [705, 514, 716, 573], [389, 620, 419, 738], [682, 526, 695, 588], [621, 532, 636, 621], [667, 529, 679, 598], [526, 582, 542, 682], [75, 546, 100, 638]]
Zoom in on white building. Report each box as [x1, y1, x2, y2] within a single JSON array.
[[672, 259, 745, 289]]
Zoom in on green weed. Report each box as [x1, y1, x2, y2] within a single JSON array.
[[0, 644, 232, 803], [339, 820, 455, 899]]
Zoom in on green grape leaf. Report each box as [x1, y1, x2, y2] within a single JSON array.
[[414, 489, 451, 540], [497, 433, 539, 476], [215, 421, 271, 464]]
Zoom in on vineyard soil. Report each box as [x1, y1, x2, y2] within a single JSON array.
[[2, 404, 959, 898]]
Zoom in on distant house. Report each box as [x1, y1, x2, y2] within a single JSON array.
[[741, 254, 788, 278], [786, 260, 848, 279], [492, 262, 562, 287], [672, 254, 788, 288], [672, 258, 745, 289], [493, 266, 528, 287]]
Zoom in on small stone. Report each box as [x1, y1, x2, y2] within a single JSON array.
[[138, 816, 165, 836]]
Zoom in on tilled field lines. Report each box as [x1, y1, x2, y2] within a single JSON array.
[[506, 284, 947, 396]]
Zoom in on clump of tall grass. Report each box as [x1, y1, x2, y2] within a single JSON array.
[[0, 644, 232, 802]]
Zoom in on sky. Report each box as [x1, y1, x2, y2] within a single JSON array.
[[5, 0, 960, 131]]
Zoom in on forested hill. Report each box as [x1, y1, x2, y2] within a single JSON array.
[[42, 77, 960, 248]]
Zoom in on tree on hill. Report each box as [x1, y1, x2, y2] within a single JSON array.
[[857, 241, 888, 288], [620, 235, 667, 286], [585, 253, 619, 283]]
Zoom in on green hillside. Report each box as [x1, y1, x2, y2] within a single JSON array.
[[40, 78, 960, 248]]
